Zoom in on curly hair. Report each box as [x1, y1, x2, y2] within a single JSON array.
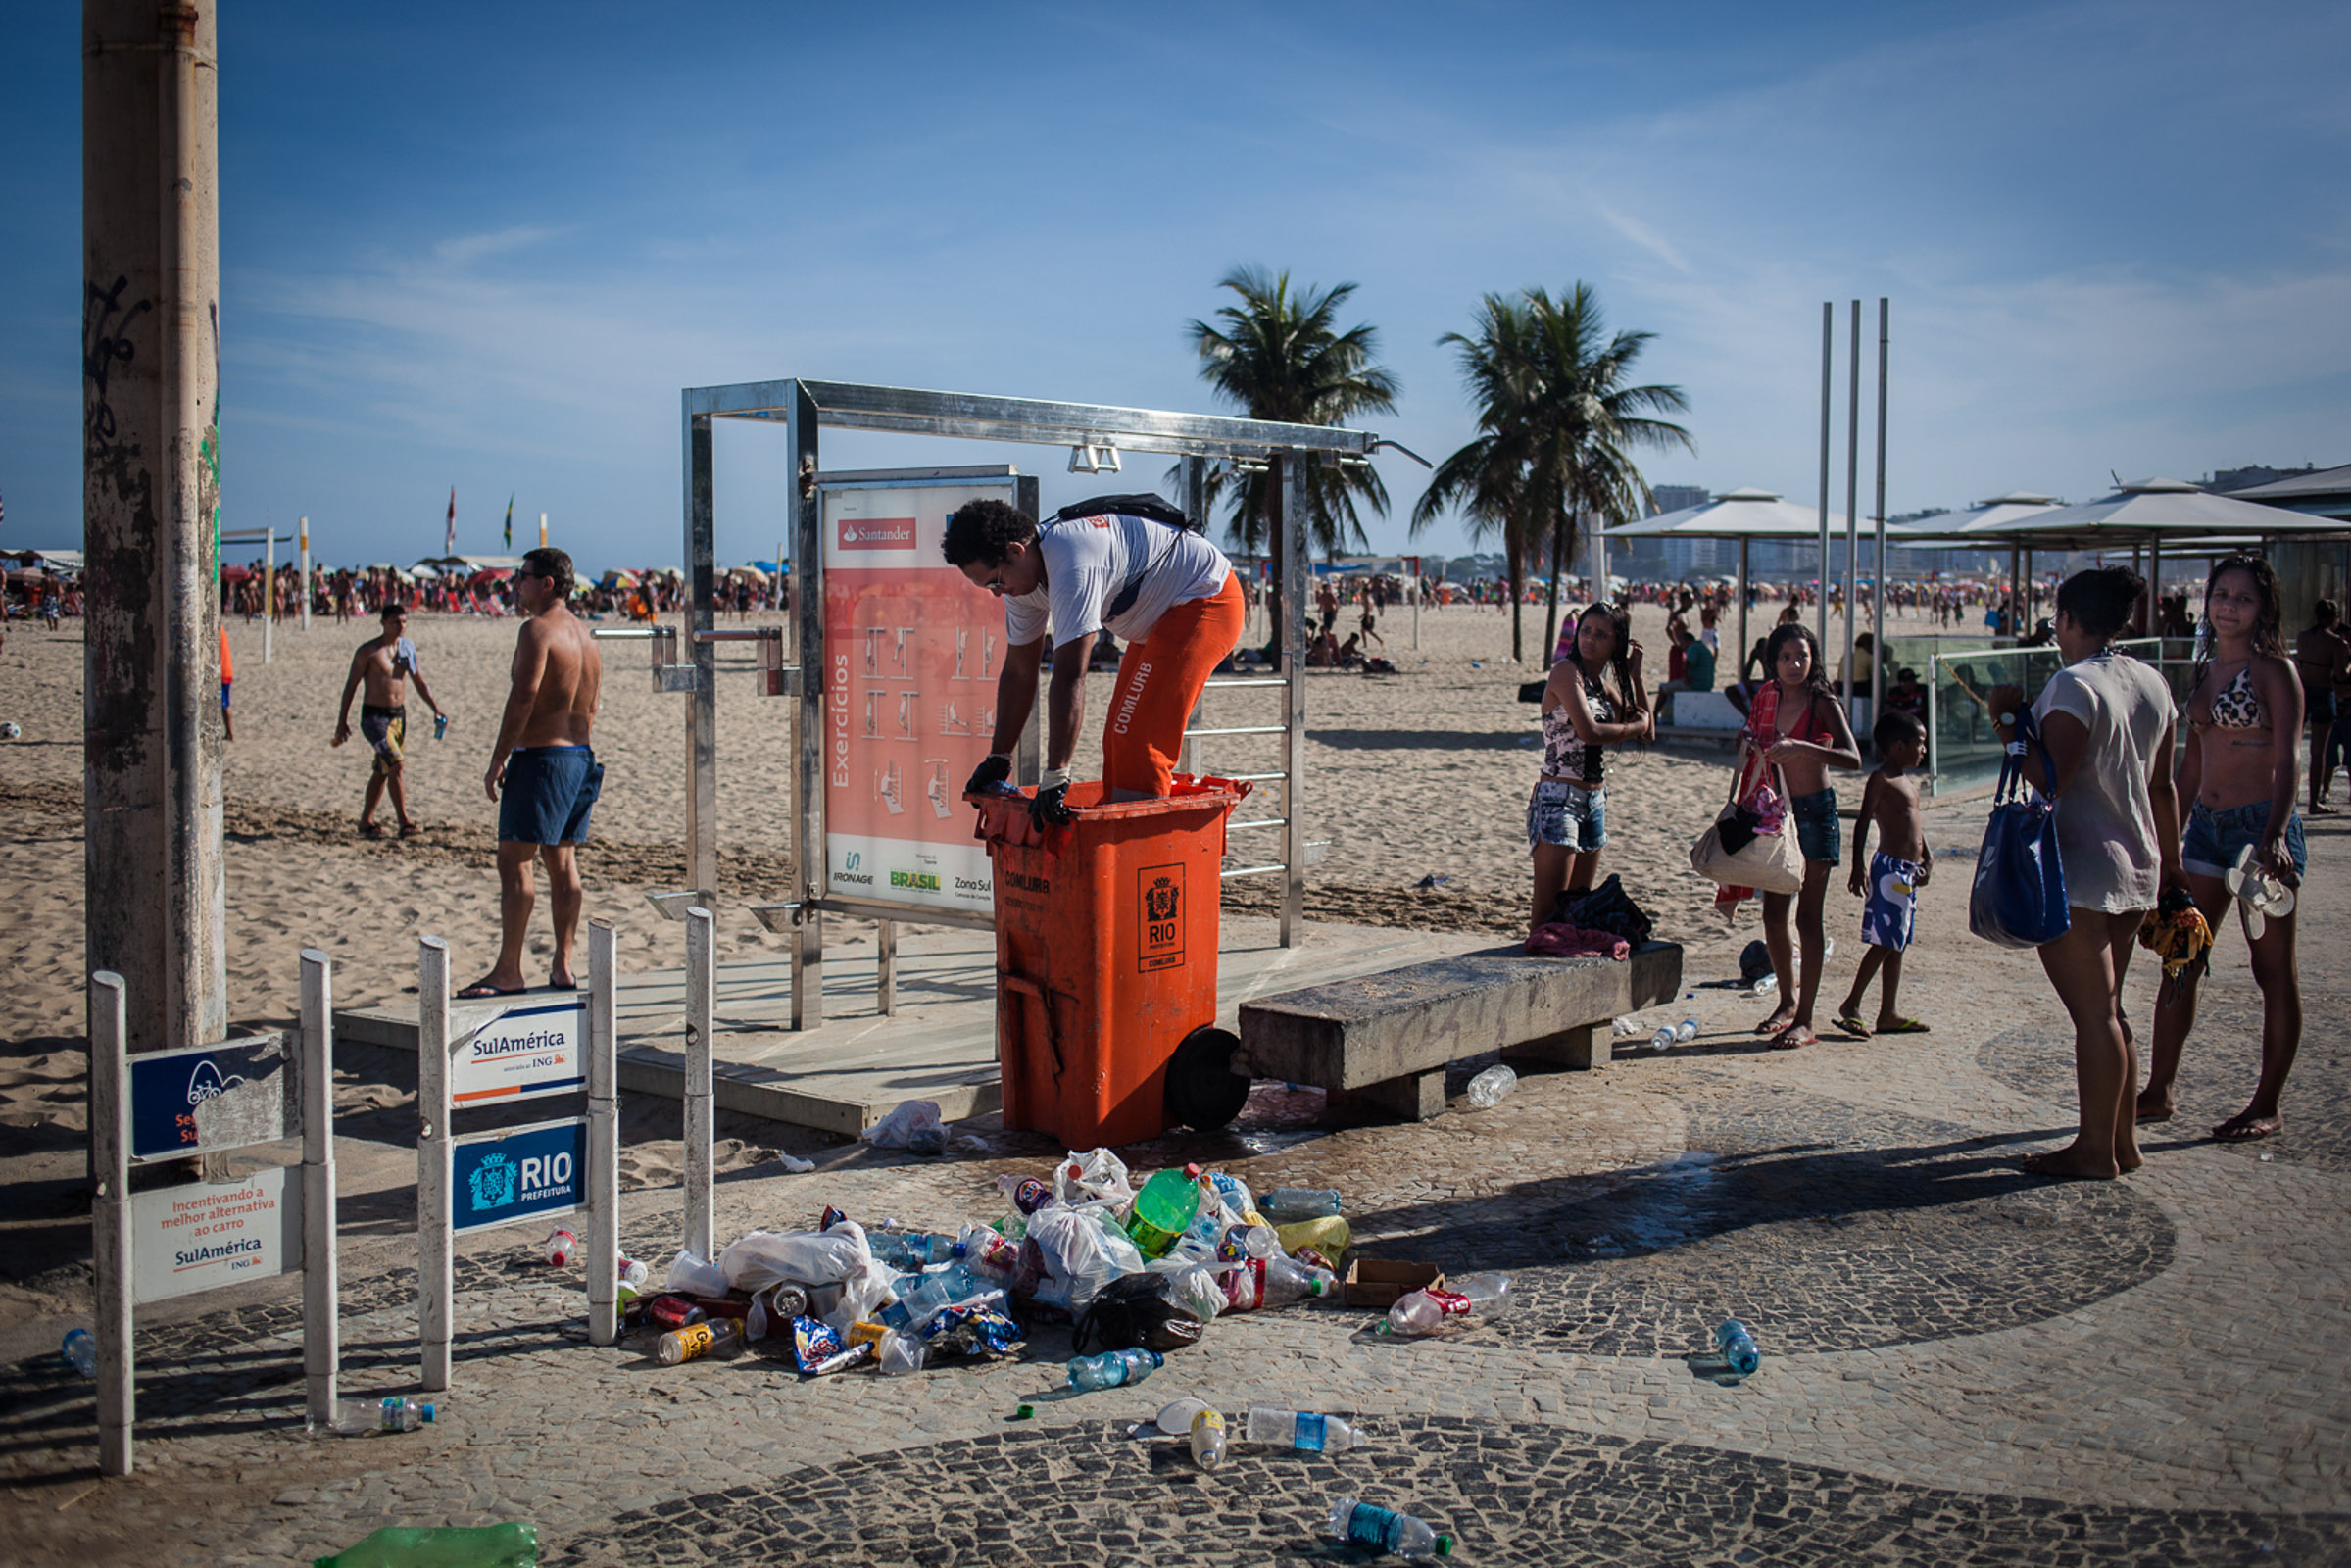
[[2202, 553, 2287, 660], [942, 499, 1038, 568]]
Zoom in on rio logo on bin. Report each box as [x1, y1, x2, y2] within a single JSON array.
[[1140, 864, 1185, 972]]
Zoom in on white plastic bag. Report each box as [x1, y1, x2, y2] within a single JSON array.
[[1053, 1147, 1136, 1212], [719, 1222, 874, 1293], [864, 1100, 945, 1152], [1027, 1202, 1145, 1312], [1146, 1257, 1226, 1323]]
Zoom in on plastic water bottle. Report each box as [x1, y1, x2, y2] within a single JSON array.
[[62, 1328, 96, 1379], [1188, 1406, 1228, 1469], [1215, 1223, 1279, 1263], [1248, 1404, 1363, 1452], [1207, 1171, 1259, 1220], [318, 1395, 437, 1435], [1383, 1272, 1514, 1337], [657, 1317, 744, 1366], [1750, 971, 1778, 996], [314, 1522, 537, 1568], [1125, 1163, 1205, 1257], [1648, 1026, 1676, 1049], [1464, 1064, 1517, 1108], [1259, 1188, 1343, 1223], [617, 1255, 650, 1294], [1716, 1318, 1760, 1377], [876, 1329, 927, 1376], [545, 1227, 578, 1266], [869, 1230, 958, 1271], [1675, 1017, 1700, 1042], [1327, 1497, 1453, 1558], [879, 1262, 985, 1333], [1066, 1347, 1163, 1392], [1217, 1254, 1338, 1312]]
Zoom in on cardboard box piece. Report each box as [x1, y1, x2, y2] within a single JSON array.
[[1343, 1258, 1445, 1309]]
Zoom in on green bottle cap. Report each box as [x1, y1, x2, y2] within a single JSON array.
[[1435, 1534, 1455, 1555], [1012, 1403, 1034, 1420]]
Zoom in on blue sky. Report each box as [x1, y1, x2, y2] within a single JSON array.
[[3, 0, 2346, 570]]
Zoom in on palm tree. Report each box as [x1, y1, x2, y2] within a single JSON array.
[[1187, 267, 1399, 649], [1412, 283, 1693, 662]]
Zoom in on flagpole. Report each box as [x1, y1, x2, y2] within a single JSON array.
[[539, 512, 548, 549]]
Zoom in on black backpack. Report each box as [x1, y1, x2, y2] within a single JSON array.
[[1051, 493, 1200, 533]]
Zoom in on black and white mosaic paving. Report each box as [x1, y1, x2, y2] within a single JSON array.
[[1979, 1008, 2351, 1174], [547, 1416, 2351, 1568], [1340, 1082, 2176, 1358]]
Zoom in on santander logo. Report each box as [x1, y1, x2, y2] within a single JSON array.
[[838, 516, 916, 551]]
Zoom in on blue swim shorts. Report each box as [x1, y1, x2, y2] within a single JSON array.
[[499, 745, 604, 846], [1861, 851, 1922, 952], [1527, 778, 1606, 853], [1788, 787, 1840, 865], [2181, 798, 2305, 882]]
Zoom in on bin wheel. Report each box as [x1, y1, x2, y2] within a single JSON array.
[[1166, 1026, 1249, 1132]]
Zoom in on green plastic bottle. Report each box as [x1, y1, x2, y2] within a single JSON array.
[[1124, 1162, 1204, 1257], [314, 1522, 538, 1568]]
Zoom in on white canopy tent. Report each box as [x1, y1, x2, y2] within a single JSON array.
[[1608, 487, 1917, 673]]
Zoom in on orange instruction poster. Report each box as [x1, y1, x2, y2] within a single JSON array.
[[821, 479, 1016, 918]]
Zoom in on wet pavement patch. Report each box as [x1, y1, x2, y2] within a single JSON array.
[[545, 1415, 2351, 1567], [1346, 1087, 2176, 1356]]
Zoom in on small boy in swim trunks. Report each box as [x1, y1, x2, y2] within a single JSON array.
[[1837, 709, 1932, 1036]]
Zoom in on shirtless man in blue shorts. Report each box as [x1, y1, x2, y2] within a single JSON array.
[[462, 548, 604, 997]]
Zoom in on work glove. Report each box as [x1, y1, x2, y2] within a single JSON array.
[[1029, 780, 1074, 829], [965, 753, 1013, 795]]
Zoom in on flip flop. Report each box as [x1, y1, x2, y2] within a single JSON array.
[[1768, 1026, 1816, 1051], [357, 820, 383, 839], [398, 823, 421, 839], [2133, 1103, 2175, 1124], [1875, 1018, 1930, 1035], [456, 981, 528, 1000], [2212, 1113, 2281, 1142], [1833, 1014, 1872, 1037]]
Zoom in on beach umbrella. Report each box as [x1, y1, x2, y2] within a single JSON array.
[[1973, 477, 2347, 547]]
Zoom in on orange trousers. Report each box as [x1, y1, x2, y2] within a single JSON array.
[[1102, 572, 1247, 799]]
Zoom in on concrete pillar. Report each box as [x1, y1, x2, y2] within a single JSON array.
[[83, 0, 226, 1052]]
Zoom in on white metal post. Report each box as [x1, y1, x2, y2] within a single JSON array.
[[1872, 300, 1889, 666], [1817, 301, 1834, 651], [1281, 453, 1308, 947], [299, 948, 338, 1428], [1843, 299, 1861, 717], [298, 516, 311, 633], [417, 936, 453, 1392], [587, 919, 619, 1347], [684, 906, 715, 1264], [89, 970, 133, 1477]]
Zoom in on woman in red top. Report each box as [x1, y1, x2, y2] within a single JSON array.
[[1738, 622, 1862, 1047]]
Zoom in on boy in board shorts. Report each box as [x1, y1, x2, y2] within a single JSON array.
[[1836, 709, 1933, 1036]]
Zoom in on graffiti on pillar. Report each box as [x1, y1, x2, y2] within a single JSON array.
[[202, 301, 222, 574], [82, 274, 154, 507]]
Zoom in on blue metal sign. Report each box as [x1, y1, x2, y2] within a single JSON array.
[[450, 1116, 588, 1235], [128, 1035, 295, 1163]]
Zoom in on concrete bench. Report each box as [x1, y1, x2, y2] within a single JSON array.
[[1234, 940, 1683, 1120]]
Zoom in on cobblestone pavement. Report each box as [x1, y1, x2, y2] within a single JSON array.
[[3, 815, 2347, 1565]]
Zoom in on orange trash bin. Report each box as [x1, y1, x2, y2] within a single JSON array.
[[970, 775, 1249, 1149]]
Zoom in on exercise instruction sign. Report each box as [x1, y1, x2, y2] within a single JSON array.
[[451, 999, 587, 1105], [130, 1165, 304, 1304]]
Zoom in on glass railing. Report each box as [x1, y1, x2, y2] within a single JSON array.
[[1926, 638, 2163, 796]]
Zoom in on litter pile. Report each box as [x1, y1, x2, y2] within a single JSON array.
[[611, 1149, 1500, 1378]]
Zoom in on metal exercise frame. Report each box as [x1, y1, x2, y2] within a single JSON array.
[[656, 379, 1378, 1029]]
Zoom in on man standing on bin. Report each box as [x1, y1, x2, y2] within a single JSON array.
[[945, 496, 1245, 824]]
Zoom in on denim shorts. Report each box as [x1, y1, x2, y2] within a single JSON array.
[[2181, 798, 2306, 881], [1528, 778, 1605, 852], [1789, 787, 1840, 865]]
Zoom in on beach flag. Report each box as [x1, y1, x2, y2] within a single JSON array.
[[445, 487, 457, 554], [503, 493, 514, 551]]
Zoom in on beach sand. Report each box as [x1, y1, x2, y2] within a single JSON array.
[[0, 593, 1921, 1302]]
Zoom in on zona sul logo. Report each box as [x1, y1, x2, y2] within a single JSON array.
[[469, 1152, 518, 1210]]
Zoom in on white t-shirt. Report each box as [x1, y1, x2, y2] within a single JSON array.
[[1002, 512, 1231, 650], [2031, 650, 2176, 914]]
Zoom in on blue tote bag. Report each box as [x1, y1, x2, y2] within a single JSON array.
[[1969, 706, 2071, 948]]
